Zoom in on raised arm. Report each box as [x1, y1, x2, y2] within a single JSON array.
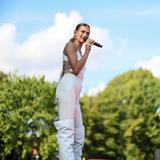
[[64, 41, 92, 75]]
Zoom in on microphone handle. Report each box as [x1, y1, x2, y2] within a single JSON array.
[[93, 42, 103, 48]]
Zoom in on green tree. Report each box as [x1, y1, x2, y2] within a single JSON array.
[[0, 71, 8, 81], [0, 72, 58, 160], [1, 69, 160, 160], [81, 69, 160, 160]]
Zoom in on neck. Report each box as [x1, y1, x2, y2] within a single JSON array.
[[74, 40, 82, 51]]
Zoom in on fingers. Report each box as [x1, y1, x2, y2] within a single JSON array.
[[84, 38, 94, 53], [86, 38, 95, 46]]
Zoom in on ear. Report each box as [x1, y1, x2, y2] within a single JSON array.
[[74, 30, 76, 34]]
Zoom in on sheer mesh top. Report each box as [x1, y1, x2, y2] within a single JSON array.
[[60, 51, 86, 81]]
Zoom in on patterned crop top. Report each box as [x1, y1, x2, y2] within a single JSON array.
[[60, 50, 86, 81]]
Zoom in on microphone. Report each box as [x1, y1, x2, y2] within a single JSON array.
[[93, 41, 103, 48], [83, 36, 103, 48]]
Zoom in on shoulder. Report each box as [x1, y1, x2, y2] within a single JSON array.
[[64, 41, 76, 55]]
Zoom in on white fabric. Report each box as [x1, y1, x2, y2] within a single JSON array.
[[62, 51, 86, 81], [74, 126, 85, 160], [54, 119, 75, 160], [62, 54, 68, 61], [54, 50, 86, 159], [56, 50, 86, 124], [56, 73, 83, 127]]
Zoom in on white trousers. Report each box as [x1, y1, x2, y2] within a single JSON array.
[[54, 73, 85, 160], [56, 73, 83, 127]]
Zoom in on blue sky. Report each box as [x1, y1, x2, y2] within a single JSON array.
[[0, 0, 160, 95]]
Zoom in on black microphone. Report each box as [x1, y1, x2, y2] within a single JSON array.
[[83, 36, 103, 48]]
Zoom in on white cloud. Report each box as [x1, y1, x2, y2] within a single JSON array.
[[87, 83, 106, 96], [0, 11, 118, 83], [85, 27, 115, 71], [0, 11, 82, 81], [136, 56, 160, 78]]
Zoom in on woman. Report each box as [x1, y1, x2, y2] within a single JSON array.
[[54, 23, 94, 160]]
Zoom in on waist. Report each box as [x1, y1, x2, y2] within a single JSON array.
[[61, 71, 84, 81], [56, 73, 82, 98], [60, 72, 82, 82]]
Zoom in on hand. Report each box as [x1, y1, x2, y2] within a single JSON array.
[[85, 38, 95, 53]]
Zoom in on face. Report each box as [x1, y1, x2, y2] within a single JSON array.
[[75, 26, 90, 43]]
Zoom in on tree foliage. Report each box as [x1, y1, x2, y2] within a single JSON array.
[[0, 69, 160, 160], [81, 69, 160, 160], [0, 71, 58, 160]]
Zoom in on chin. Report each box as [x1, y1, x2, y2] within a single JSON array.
[[80, 41, 84, 44], [80, 39, 85, 43]]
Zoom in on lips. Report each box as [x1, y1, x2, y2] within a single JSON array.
[[83, 36, 88, 41]]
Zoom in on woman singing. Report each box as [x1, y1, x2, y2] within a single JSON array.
[[54, 23, 94, 160]]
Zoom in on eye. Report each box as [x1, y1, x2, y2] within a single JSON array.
[[86, 32, 90, 36], [81, 30, 90, 35]]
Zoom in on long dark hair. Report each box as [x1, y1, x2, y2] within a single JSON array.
[[70, 23, 90, 42]]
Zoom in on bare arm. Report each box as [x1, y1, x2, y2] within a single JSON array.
[[64, 41, 92, 75]]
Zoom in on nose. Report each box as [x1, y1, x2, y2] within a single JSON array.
[[83, 32, 87, 37]]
